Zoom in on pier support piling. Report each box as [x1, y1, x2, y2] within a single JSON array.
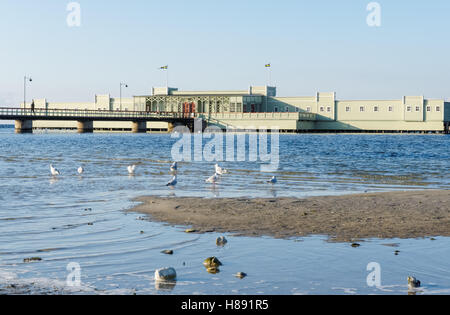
[[15, 120, 33, 133], [77, 120, 94, 133], [131, 121, 147, 133]]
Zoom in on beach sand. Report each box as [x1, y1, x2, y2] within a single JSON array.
[[132, 190, 450, 242]]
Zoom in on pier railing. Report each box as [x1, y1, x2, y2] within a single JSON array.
[[0, 107, 197, 121]]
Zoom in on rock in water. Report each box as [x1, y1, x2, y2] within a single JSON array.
[[23, 257, 42, 263], [216, 236, 228, 246], [203, 257, 222, 268], [408, 276, 421, 289], [155, 267, 177, 281], [235, 272, 247, 279]]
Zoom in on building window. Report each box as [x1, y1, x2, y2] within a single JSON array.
[[327, 107, 331, 112], [406, 106, 412, 112], [306, 107, 311, 112], [285, 106, 289, 112], [345, 106, 351, 112], [415, 106, 420, 112], [295, 107, 299, 112], [320, 107, 325, 112], [374, 106, 379, 112], [436, 106, 441, 112], [360, 106, 365, 112], [388, 106, 393, 112], [274, 107, 278, 112], [427, 106, 431, 112]]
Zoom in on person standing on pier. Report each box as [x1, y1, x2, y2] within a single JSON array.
[[31, 99, 35, 114]]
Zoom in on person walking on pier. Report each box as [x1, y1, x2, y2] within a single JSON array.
[[31, 99, 35, 114]]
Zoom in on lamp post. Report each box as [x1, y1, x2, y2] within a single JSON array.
[[120, 82, 128, 111], [24, 76, 32, 109]]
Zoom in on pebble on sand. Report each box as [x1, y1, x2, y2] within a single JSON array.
[[216, 236, 228, 246], [408, 276, 421, 289], [155, 267, 177, 281], [203, 257, 222, 268], [235, 272, 247, 279]]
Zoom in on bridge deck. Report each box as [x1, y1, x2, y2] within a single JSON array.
[[0, 108, 196, 122]]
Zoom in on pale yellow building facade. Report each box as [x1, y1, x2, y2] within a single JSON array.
[[28, 86, 450, 133]]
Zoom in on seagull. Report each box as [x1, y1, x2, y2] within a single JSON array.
[[50, 164, 61, 176], [206, 173, 220, 184], [215, 164, 228, 175], [77, 166, 84, 175], [267, 176, 277, 184], [166, 175, 177, 187], [127, 165, 136, 175], [170, 162, 178, 172]]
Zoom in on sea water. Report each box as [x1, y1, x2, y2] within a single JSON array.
[[0, 130, 449, 295]]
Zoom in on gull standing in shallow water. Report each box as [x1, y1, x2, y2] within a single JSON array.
[[170, 162, 178, 173], [206, 173, 220, 184], [215, 164, 228, 175], [50, 164, 61, 176], [166, 175, 177, 187], [267, 176, 277, 184], [127, 165, 136, 175], [77, 166, 84, 175]]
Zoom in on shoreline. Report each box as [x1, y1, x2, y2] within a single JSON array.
[[131, 190, 450, 242]]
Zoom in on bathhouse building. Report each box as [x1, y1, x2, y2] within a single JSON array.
[[28, 86, 450, 133]]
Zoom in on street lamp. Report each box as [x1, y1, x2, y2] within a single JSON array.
[[24, 76, 32, 109], [120, 83, 128, 111]]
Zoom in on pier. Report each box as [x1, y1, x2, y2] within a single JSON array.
[[0, 108, 199, 134]]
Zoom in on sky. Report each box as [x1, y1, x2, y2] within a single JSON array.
[[1, 0, 449, 107]]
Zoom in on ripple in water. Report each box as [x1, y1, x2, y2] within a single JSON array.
[[0, 131, 449, 294]]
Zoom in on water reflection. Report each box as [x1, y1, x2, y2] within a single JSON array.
[[155, 280, 177, 292]]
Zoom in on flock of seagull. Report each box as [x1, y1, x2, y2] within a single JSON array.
[[49, 162, 278, 186]]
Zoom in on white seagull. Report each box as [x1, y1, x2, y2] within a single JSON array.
[[50, 164, 61, 176], [206, 173, 220, 184], [170, 162, 178, 172], [267, 176, 277, 184], [77, 166, 84, 175], [166, 175, 177, 187], [127, 165, 136, 175], [215, 164, 228, 175]]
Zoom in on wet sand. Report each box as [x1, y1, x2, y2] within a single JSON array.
[[132, 190, 450, 242]]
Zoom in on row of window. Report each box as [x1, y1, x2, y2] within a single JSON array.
[[279, 105, 443, 113]]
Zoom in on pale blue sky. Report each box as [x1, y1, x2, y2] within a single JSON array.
[[1, 0, 449, 106]]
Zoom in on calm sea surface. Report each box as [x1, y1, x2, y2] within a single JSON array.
[[0, 129, 449, 295]]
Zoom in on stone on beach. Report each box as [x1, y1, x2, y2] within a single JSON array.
[[235, 272, 247, 279], [216, 236, 228, 246], [408, 276, 421, 289], [203, 257, 222, 268], [155, 267, 177, 281]]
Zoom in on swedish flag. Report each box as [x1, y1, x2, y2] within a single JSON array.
[[265, 63, 271, 68], [160, 65, 168, 70]]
